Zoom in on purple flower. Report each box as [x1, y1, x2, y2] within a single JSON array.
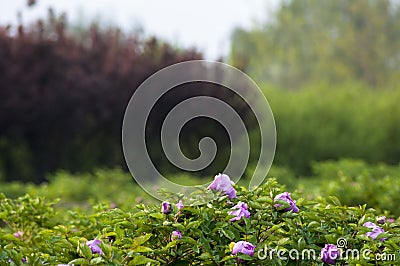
[[231, 241, 255, 257], [376, 216, 386, 224], [13, 231, 23, 238], [274, 192, 299, 213], [207, 173, 237, 199], [228, 201, 251, 221], [176, 200, 184, 210], [320, 244, 340, 265], [161, 201, 173, 214], [363, 222, 386, 241], [86, 239, 104, 255], [171, 230, 182, 240], [387, 218, 395, 223]]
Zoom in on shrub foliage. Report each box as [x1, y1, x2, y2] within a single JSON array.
[[1, 177, 399, 265]]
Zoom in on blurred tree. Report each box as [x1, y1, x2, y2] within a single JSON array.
[[230, 0, 400, 88], [0, 9, 206, 182]]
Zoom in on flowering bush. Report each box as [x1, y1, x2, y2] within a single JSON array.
[[0, 177, 399, 265]]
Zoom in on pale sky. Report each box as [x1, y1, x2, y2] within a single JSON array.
[[0, 0, 280, 59]]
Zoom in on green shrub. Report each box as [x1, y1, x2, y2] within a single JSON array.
[[0, 169, 153, 211], [309, 159, 400, 216], [1, 177, 399, 265], [262, 84, 400, 175]]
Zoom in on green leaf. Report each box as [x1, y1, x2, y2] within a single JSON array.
[[248, 201, 262, 209], [256, 196, 273, 204], [220, 255, 235, 262], [308, 221, 320, 228], [132, 246, 153, 253], [133, 234, 152, 247], [281, 212, 298, 218], [237, 253, 254, 261], [297, 237, 306, 250], [117, 221, 134, 228], [128, 255, 158, 265], [180, 236, 197, 245], [268, 224, 284, 233], [172, 223, 185, 231], [186, 221, 201, 230], [68, 258, 89, 265], [54, 225, 68, 234], [277, 237, 291, 246], [149, 213, 164, 219], [198, 253, 212, 260], [221, 228, 235, 240], [324, 234, 337, 243], [329, 196, 342, 206], [90, 257, 105, 264], [1, 234, 20, 242], [199, 234, 211, 253], [80, 243, 93, 260], [192, 244, 200, 254], [359, 215, 366, 225], [105, 232, 117, 238], [132, 212, 146, 218], [376, 232, 390, 240], [165, 240, 178, 249]]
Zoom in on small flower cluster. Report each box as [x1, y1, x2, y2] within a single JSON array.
[[207, 173, 299, 259]]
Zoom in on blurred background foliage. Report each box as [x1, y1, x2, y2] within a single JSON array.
[[230, 0, 400, 88], [0, 0, 400, 211], [1, 160, 399, 217]]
